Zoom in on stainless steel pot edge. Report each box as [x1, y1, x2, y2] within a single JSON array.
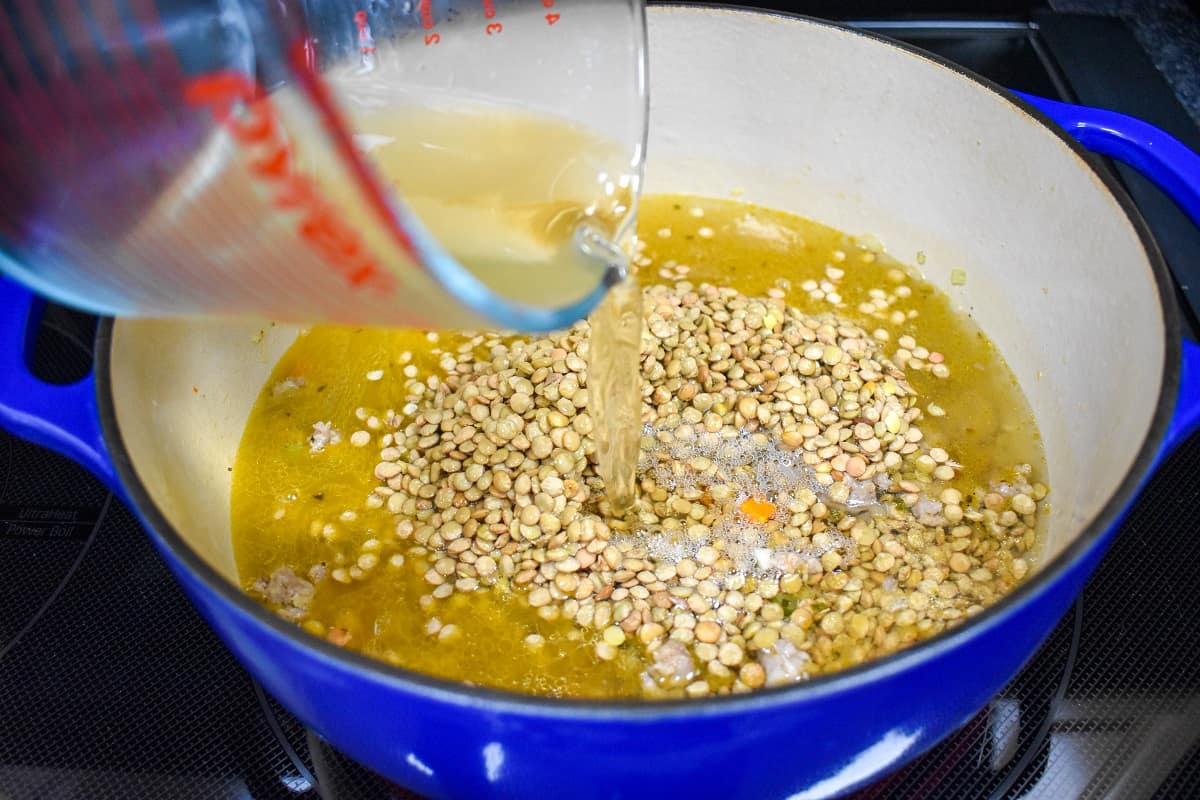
[[92, 4, 1183, 720]]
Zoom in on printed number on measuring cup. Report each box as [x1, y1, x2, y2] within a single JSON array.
[[543, 0, 559, 24], [486, 22, 502, 35], [424, 33, 440, 45]]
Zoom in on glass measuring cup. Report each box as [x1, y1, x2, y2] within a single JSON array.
[[0, 0, 647, 332]]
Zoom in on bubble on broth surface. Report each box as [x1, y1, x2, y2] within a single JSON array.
[[628, 422, 872, 580]]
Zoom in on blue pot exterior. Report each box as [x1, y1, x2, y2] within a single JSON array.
[[146, 505, 1110, 800]]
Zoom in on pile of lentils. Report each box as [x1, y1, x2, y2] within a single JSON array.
[[322, 280, 1047, 698]]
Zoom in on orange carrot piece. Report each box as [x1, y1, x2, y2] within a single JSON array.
[[740, 497, 777, 523]]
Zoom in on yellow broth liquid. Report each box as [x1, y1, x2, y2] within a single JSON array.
[[231, 194, 1044, 698]]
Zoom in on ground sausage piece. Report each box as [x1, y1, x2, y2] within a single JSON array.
[[250, 566, 314, 620], [912, 497, 946, 528], [759, 640, 810, 687], [845, 476, 880, 510], [647, 639, 697, 687]]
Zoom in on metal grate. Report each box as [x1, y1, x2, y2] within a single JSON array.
[[0, 490, 312, 798], [1, 303, 109, 649]]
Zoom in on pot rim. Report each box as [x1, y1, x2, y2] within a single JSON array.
[[94, 3, 1182, 720]]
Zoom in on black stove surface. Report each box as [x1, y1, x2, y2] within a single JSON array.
[[4, 10, 1200, 800]]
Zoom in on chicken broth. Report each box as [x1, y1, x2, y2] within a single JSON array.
[[232, 194, 1046, 699]]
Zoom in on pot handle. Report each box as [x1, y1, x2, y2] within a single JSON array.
[[1165, 340, 1200, 456], [0, 277, 117, 490], [1014, 92, 1199, 226], [1017, 93, 1200, 456]]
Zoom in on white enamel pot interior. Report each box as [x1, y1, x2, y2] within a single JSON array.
[[100, 0, 1173, 748]]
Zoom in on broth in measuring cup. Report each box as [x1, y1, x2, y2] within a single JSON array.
[[231, 195, 1047, 699], [352, 105, 633, 308], [332, 75, 636, 308]]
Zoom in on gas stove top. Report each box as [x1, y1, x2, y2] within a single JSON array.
[[3, 8, 1200, 800]]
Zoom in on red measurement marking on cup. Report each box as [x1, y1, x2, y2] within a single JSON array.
[[482, 1, 502, 35], [354, 10, 376, 55], [184, 72, 396, 294], [419, 0, 439, 44], [543, 0, 560, 25]]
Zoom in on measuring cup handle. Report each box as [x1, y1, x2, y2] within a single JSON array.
[[0, 277, 117, 491]]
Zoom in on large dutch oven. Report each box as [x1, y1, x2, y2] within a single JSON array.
[[3, 6, 1200, 799]]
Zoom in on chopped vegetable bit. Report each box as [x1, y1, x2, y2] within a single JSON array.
[[309, 421, 342, 453], [739, 497, 777, 523], [951, 268, 967, 286], [273, 376, 306, 396]]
